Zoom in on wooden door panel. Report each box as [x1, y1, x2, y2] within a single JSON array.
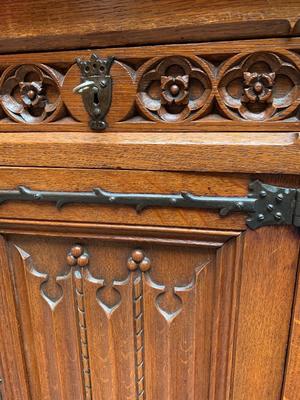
[[232, 226, 300, 399], [7, 237, 84, 400], [0, 225, 298, 400], [0, 236, 30, 400]]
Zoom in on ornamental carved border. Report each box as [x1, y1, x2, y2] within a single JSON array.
[[1, 47, 300, 129]]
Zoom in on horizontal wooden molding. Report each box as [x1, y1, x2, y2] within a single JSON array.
[[0, 131, 299, 174], [0, 1, 299, 52]]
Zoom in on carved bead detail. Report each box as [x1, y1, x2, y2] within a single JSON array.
[[139, 257, 151, 272], [127, 258, 139, 271], [67, 244, 89, 267], [70, 244, 84, 257], [66, 254, 77, 266], [127, 249, 151, 272], [128, 249, 150, 399], [136, 56, 213, 122], [0, 64, 64, 123], [77, 254, 89, 267], [132, 249, 145, 263], [218, 52, 300, 121], [73, 258, 92, 399]]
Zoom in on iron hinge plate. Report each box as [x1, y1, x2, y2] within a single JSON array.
[[293, 189, 300, 227], [247, 180, 297, 229]]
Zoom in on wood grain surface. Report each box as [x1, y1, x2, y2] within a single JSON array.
[[0, 167, 252, 230], [282, 255, 300, 400], [0, 131, 299, 174], [231, 226, 300, 399], [0, 1, 299, 53], [0, 5, 299, 399]]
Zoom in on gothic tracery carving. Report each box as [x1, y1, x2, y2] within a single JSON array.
[[217, 52, 300, 121], [136, 56, 213, 122], [0, 64, 64, 123], [0, 49, 299, 127]]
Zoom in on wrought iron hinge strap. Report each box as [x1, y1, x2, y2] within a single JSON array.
[[0, 181, 299, 230]]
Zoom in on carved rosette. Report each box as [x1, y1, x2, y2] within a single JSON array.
[[217, 52, 300, 121], [0, 64, 64, 123], [136, 56, 213, 122]]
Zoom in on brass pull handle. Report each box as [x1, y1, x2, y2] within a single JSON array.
[[73, 53, 114, 131]]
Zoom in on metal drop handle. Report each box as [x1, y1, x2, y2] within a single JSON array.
[[73, 53, 114, 131]]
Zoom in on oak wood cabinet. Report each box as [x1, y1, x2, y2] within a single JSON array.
[[0, 2, 300, 399]]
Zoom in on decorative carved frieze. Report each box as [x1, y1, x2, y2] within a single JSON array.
[[0, 45, 300, 130]]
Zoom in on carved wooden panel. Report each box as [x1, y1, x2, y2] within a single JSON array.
[[0, 224, 298, 399], [1, 38, 300, 131], [8, 238, 85, 400]]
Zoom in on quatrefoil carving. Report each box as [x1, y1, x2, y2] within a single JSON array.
[[218, 52, 300, 121], [0, 64, 64, 123], [136, 56, 213, 122]]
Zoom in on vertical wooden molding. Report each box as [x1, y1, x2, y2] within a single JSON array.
[[127, 249, 151, 400], [74, 271, 92, 400], [231, 227, 299, 399], [282, 253, 300, 400], [133, 273, 145, 400], [67, 244, 92, 400]]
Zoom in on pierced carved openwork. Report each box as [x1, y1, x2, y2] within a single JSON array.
[[217, 52, 300, 121], [136, 56, 213, 122], [0, 64, 64, 123], [0, 45, 300, 129]]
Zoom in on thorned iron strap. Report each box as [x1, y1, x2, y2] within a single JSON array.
[[0, 180, 299, 230]]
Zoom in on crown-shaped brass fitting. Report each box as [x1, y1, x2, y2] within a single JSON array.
[[76, 53, 114, 78]]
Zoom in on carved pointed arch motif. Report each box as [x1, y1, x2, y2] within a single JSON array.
[[8, 230, 244, 399]]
